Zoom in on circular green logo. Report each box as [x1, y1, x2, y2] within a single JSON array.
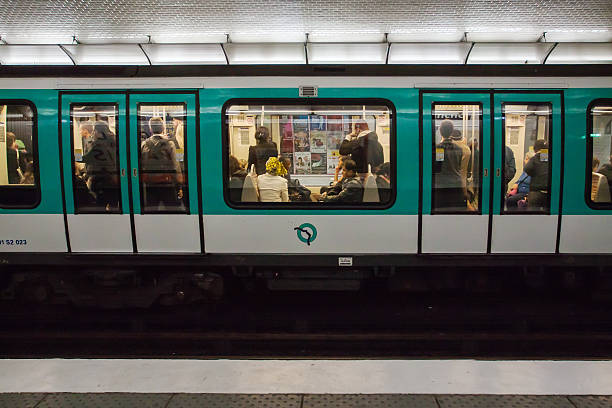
[[294, 223, 317, 246]]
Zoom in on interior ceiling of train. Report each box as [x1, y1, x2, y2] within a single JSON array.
[[1, 0, 611, 44]]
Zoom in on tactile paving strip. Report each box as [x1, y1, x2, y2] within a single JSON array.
[[303, 394, 438, 408], [36, 393, 173, 408], [569, 396, 612, 408], [437, 394, 575, 408], [168, 394, 301, 408], [0, 393, 46, 408]]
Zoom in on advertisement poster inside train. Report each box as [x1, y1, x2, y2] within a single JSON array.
[[310, 153, 327, 174], [280, 115, 294, 155], [309, 114, 326, 131], [294, 152, 311, 174], [327, 149, 340, 174], [293, 115, 310, 152], [310, 130, 327, 154]]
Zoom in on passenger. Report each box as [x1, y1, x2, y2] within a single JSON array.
[[321, 155, 348, 195], [19, 161, 35, 185], [506, 152, 534, 210], [82, 121, 120, 211], [282, 157, 311, 202], [451, 129, 470, 184], [5, 132, 21, 184], [319, 159, 363, 203], [248, 127, 278, 175], [592, 157, 600, 173], [467, 137, 480, 204], [504, 146, 517, 194], [597, 156, 612, 193], [375, 162, 392, 204], [79, 122, 94, 155], [228, 155, 247, 203], [433, 120, 467, 210], [257, 157, 288, 202], [524, 139, 549, 211], [141, 117, 184, 210], [171, 117, 184, 150], [339, 120, 384, 174]]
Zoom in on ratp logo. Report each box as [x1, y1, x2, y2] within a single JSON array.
[[294, 223, 317, 246]]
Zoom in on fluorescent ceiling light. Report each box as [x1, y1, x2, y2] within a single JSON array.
[[468, 43, 553, 64], [546, 43, 612, 64], [308, 33, 386, 43], [62, 44, 149, 65], [141, 44, 226, 65], [149, 34, 228, 44], [0, 45, 73, 65], [545, 31, 612, 42], [1, 35, 75, 44], [388, 43, 472, 64], [467, 32, 542, 42], [224, 43, 306, 64], [307, 43, 387, 64], [230, 33, 306, 43], [388, 32, 464, 42]]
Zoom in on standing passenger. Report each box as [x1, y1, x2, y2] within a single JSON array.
[[524, 139, 549, 211], [141, 117, 184, 211], [433, 120, 467, 210], [248, 127, 278, 175], [82, 122, 119, 211], [504, 146, 517, 195], [339, 120, 383, 174], [5, 132, 21, 184]]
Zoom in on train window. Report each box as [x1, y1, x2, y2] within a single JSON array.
[[223, 101, 394, 207], [0, 102, 40, 208], [502, 104, 552, 213], [431, 104, 482, 213], [138, 104, 188, 213], [587, 101, 612, 208], [70, 104, 121, 213]]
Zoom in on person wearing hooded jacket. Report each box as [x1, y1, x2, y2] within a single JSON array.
[[339, 120, 383, 174]]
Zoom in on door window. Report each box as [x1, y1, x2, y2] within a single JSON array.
[[587, 101, 612, 207], [431, 103, 482, 213], [70, 104, 121, 213], [502, 104, 551, 213]]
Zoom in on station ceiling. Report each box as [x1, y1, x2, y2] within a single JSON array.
[[1, 0, 611, 44]]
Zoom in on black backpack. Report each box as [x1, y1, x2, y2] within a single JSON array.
[[141, 136, 177, 184]]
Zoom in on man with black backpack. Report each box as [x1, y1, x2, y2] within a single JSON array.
[[140, 117, 184, 211]]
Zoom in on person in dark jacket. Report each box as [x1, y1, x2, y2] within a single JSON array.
[[433, 120, 467, 211], [5, 132, 21, 184], [320, 159, 363, 203], [597, 155, 612, 195], [375, 162, 392, 204], [524, 139, 550, 211], [228, 155, 247, 203], [82, 122, 120, 211], [339, 120, 383, 174], [247, 126, 278, 175], [504, 146, 517, 195]]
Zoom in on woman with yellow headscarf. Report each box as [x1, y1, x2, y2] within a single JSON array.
[[257, 157, 289, 202]]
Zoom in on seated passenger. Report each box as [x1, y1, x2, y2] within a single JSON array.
[[258, 157, 289, 202], [19, 161, 35, 185], [248, 127, 278, 175], [282, 157, 311, 202], [375, 162, 392, 204], [321, 155, 348, 194], [506, 151, 534, 210], [228, 155, 247, 202], [319, 159, 363, 203], [597, 155, 612, 194]]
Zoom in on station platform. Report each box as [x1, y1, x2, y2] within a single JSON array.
[[2, 359, 612, 407], [2, 393, 612, 407]]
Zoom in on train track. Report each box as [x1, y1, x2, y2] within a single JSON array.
[[1, 288, 612, 359]]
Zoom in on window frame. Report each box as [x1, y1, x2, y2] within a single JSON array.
[[500, 101, 553, 215], [430, 101, 483, 215], [136, 101, 190, 214], [69, 102, 122, 214], [0, 99, 41, 209], [221, 98, 397, 210], [585, 98, 612, 210]]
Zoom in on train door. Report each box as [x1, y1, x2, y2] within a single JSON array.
[[421, 92, 491, 253], [60, 93, 133, 252], [128, 92, 201, 253], [490, 92, 562, 253]]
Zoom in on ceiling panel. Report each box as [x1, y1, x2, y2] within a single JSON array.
[[0, 0, 609, 44]]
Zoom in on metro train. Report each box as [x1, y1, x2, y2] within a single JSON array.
[[0, 65, 610, 307]]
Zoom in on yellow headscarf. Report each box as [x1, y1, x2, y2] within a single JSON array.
[[265, 157, 287, 177]]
